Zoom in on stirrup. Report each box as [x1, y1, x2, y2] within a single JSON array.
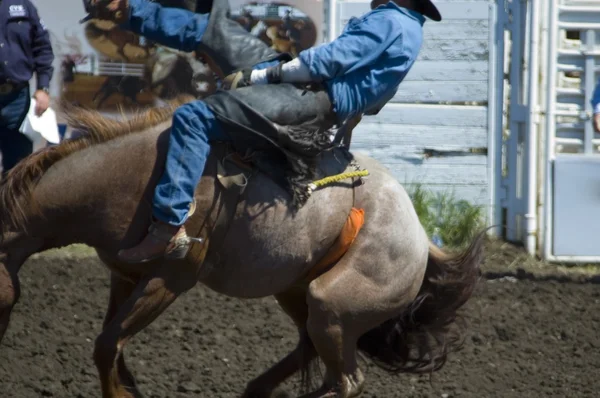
[[163, 201, 205, 260]]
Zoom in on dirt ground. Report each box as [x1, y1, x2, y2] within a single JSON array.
[[1, 241, 599, 398]]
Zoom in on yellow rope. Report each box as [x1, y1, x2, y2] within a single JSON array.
[[308, 170, 369, 193]]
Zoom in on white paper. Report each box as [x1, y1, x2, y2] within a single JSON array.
[[19, 98, 61, 147]]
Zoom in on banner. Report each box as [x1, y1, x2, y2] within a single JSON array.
[[31, 0, 324, 113]]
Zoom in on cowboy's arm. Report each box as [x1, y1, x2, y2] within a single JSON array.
[[120, 0, 207, 52], [28, 2, 54, 91], [248, 13, 400, 86], [296, 13, 400, 81]]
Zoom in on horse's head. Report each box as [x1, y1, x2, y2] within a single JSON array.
[[144, 49, 217, 99]]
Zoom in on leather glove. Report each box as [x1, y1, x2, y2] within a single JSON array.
[[222, 69, 253, 90], [223, 62, 286, 90], [81, 0, 130, 24]]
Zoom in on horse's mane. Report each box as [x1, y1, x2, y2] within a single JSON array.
[[0, 94, 195, 237]]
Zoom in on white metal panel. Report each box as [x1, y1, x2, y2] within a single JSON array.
[[542, 0, 600, 262], [499, 0, 600, 261]]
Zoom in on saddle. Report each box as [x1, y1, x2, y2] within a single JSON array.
[[182, 143, 368, 282]]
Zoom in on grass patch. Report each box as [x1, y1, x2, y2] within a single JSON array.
[[31, 244, 97, 259], [408, 184, 484, 249]]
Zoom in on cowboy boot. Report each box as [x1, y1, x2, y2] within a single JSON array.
[[81, 0, 130, 24], [195, 0, 290, 77], [117, 221, 193, 263]]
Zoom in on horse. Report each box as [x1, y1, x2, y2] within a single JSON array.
[[0, 95, 484, 397]]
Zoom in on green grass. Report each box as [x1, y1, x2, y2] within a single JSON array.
[[408, 184, 484, 249], [31, 244, 97, 259]]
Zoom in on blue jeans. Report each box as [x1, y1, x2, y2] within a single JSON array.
[[153, 59, 280, 226], [0, 86, 32, 175]]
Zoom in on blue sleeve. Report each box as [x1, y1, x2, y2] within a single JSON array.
[[298, 12, 401, 82], [28, 2, 54, 89], [121, 0, 209, 52], [592, 80, 600, 114]]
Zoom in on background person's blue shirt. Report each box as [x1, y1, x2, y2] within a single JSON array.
[[0, 0, 54, 89], [592, 79, 600, 114], [298, 2, 425, 121]]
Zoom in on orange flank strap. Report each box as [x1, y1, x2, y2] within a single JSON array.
[[306, 207, 365, 281]]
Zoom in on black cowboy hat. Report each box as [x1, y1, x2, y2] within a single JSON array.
[[418, 0, 442, 22]]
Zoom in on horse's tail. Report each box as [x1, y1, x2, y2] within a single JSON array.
[[356, 230, 485, 374]]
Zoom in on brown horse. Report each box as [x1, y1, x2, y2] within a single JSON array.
[[0, 97, 484, 398]]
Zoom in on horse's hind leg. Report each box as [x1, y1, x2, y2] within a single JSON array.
[[302, 230, 427, 397], [242, 285, 317, 398], [93, 262, 197, 398], [101, 271, 138, 390]]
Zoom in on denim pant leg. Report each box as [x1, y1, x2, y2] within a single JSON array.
[[0, 87, 32, 175], [152, 100, 228, 226]]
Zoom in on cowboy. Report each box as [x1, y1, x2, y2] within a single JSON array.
[[84, 0, 441, 263]]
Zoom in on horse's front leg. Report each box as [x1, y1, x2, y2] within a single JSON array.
[[0, 238, 44, 343], [93, 261, 197, 398], [0, 256, 19, 343]]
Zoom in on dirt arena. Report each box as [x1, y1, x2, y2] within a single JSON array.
[[1, 243, 599, 398]]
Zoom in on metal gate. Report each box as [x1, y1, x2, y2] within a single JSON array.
[[501, 0, 600, 262]]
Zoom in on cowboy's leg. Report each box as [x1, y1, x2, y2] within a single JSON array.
[[117, 100, 228, 263], [208, 84, 336, 130], [0, 86, 33, 176]]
